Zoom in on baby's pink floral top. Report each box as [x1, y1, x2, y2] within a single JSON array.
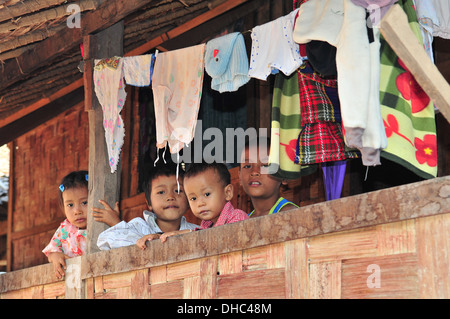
[[42, 219, 86, 257]]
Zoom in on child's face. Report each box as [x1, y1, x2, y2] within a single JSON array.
[[239, 143, 283, 200], [184, 168, 233, 225], [62, 187, 88, 229], [148, 175, 189, 223]]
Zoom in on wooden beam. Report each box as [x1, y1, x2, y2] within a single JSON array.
[[9, 220, 63, 241], [125, 0, 250, 57], [161, 0, 263, 51], [84, 22, 123, 254], [0, 88, 84, 146], [380, 4, 450, 124], [82, 34, 96, 112], [0, 78, 83, 129], [6, 140, 14, 272], [0, 0, 157, 92]]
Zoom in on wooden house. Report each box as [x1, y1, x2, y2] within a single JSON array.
[[0, 0, 449, 299]]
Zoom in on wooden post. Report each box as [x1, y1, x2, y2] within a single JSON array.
[[6, 141, 14, 272], [84, 21, 124, 254], [380, 4, 450, 124], [64, 256, 83, 299]]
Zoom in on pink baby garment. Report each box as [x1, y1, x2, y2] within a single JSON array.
[[94, 57, 126, 173], [151, 44, 206, 154]]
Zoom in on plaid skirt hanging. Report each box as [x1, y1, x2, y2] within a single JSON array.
[[295, 61, 359, 165]]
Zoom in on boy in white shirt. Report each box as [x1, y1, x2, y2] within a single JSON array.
[[97, 162, 198, 250]]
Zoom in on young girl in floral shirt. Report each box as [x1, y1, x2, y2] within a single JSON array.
[[42, 171, 88, 279]]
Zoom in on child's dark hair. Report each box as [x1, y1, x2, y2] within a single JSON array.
[[237, 135, 271, 162], [184, 162, 230, 187], [244, 135, 271, 152], [143, 162, 184, 204], [58, 170, 89, 205]]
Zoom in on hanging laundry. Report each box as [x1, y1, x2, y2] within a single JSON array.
[[198, 75, 247, 167], [122, 53, 155, 87], [379, 0, 437, 179], [413, 0, 436, 63], [94, 56, 127, 173], [205, 32, 250, 93], [413, 0, 450, 65], [93, 53, 156, 173], [295, 61, 359, 165], [322, 160, 347, 201], [152, 44, 206, 154], [248, 8, 305, 81], [293, 0, 387, 166], [414, 0, 450, 39], [351, 0, 399, 24], [305, 40, 337, 76], [268, 69, 317, 180]]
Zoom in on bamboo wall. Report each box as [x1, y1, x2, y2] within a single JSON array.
[[1, 176, 448, 299], [8, 102, 89, 270]]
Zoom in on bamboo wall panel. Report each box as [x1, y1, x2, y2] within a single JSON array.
[[341, 254, 419, 299], [309, 261, 341, 299], [87, 214, 449, 299], [89, 269, 150, 299], [217, 269, 286, 299], [10, 102, 88, 270], [284, 239, 309, 299], [73, 214, 447, 299], [416, 214, 450, 298], [1, 213, 449, 299], [1, 281, 64, 299], [376, 219, 416, 255], [308, 227, 378, 263], [218, 251, 242, 275], [151, 280, 183, 299]]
